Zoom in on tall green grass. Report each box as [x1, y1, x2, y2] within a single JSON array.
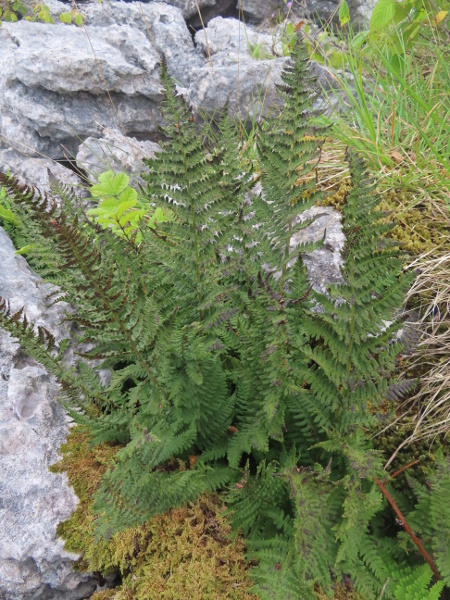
[[320, 26, 449, 208]]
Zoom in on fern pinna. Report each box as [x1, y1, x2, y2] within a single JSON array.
[[0, 36, 448, 599]]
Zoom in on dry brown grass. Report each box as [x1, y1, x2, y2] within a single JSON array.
[[384, 236, 449, 467]]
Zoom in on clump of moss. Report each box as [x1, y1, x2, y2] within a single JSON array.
[[371, 415, 450, 487], [322, 181, 447, 256], [50, 428, 120, 570], [319, 180, 352, 211], [53, 428, 370, 599], [51, 427, 257, 599]]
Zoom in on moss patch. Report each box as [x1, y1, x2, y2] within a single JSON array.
[[320, 180, 448, 255], [53, 427, 368, 599], [51, 428, 257, 599]]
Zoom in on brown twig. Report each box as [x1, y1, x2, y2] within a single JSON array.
[[389, 460, 420, 481], [373, 477, 441, 580], [195, 0, 213, 67]]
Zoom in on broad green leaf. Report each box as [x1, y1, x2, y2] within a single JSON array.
[[15, 244, 36, 255], [94, 215, 114, 226], [59, 12, 72, 23], [87, 199, 119, 217], [91, 171, 129, 196], [118, 209, 144, 228], [0, 205, 22, 227], [369, 0, 396, 36], [286, 22, 295, 37], [311, 51, 325, 65], [339, 0, 350, 26], [115, 199, 138, 220], [435, 9, 448, 25], [118, 187, 138, 204], [350, 30, 369, 50], [74, 13, 83, 26], [149, 207, 172, 227], [329, 50, 347, 68]]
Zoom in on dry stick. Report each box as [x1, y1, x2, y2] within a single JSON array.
[[72, 0, 141, 165], [373, 477, 441, 580], [138, 1, 161, 61], [195, 0, 213, 68], [389, 459, 420, 481]]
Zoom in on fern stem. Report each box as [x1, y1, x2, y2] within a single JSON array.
[[280, 212, 293, 295], [182, 144, 202, 306], [388, 460, 420, 481], [373, 477, 442, 581], [346, 296, 355, 377]]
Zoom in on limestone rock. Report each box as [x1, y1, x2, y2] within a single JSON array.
[[194, 14, 274, 57], [239, 0, 288, 22], [239, 0, 375, 25], [0, 228, 100, 600], [76, 127, 161, 186], [0, 149, 88, 197], [0, 2, 197, 159], [291, 206, 345, 292], [188, 17, 285, 118], [138, 0, 217, 20], [189, 17, 336, 118]]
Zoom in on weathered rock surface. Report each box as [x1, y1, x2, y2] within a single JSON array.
[[239, 0, 289, 22], [189, 16, 287, 118], [239, 0, 374, 25], [0, 148, 87, 196], [291, 206, 345, 292], [0, 228, 101, 600], [76, 127, 160, 185], [190, 17, 336, 117], [164, 0, 237, 25], [159, 0, 217, 19], [0, 2, 197, 159]]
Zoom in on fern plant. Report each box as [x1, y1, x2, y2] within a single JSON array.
[[0, 36, 448, 599]]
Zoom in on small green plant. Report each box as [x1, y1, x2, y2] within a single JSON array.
[[0, 0, 26, 21], [87, 170, 174, 244], [28, 2, 54, 23], [87, 171, 146, 243], [0, 0, 88, 25], [368, 0, 448, 64], [0, 0, 55, 23], [59, 8, 84, 26]]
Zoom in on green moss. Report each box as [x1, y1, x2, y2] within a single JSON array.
[[371, 416, 450, 486], [54, 428, 367, 599], [321, 180, 447, 256], [52, 428, 258, 599]]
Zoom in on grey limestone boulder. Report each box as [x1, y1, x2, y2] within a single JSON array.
[[189, 17, 285, 118], [238, 0, 288, 22], [160, 0, 237, 27], [291, 206, 345, 292], [189, 17, 335, 118], [76, 127, 161, 184], [0, 228, 101, 600], [0, 2, 197, 160], [239, 0, 375, 26], [165, 0, 216, 18], [0, 148, 87, 196]]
